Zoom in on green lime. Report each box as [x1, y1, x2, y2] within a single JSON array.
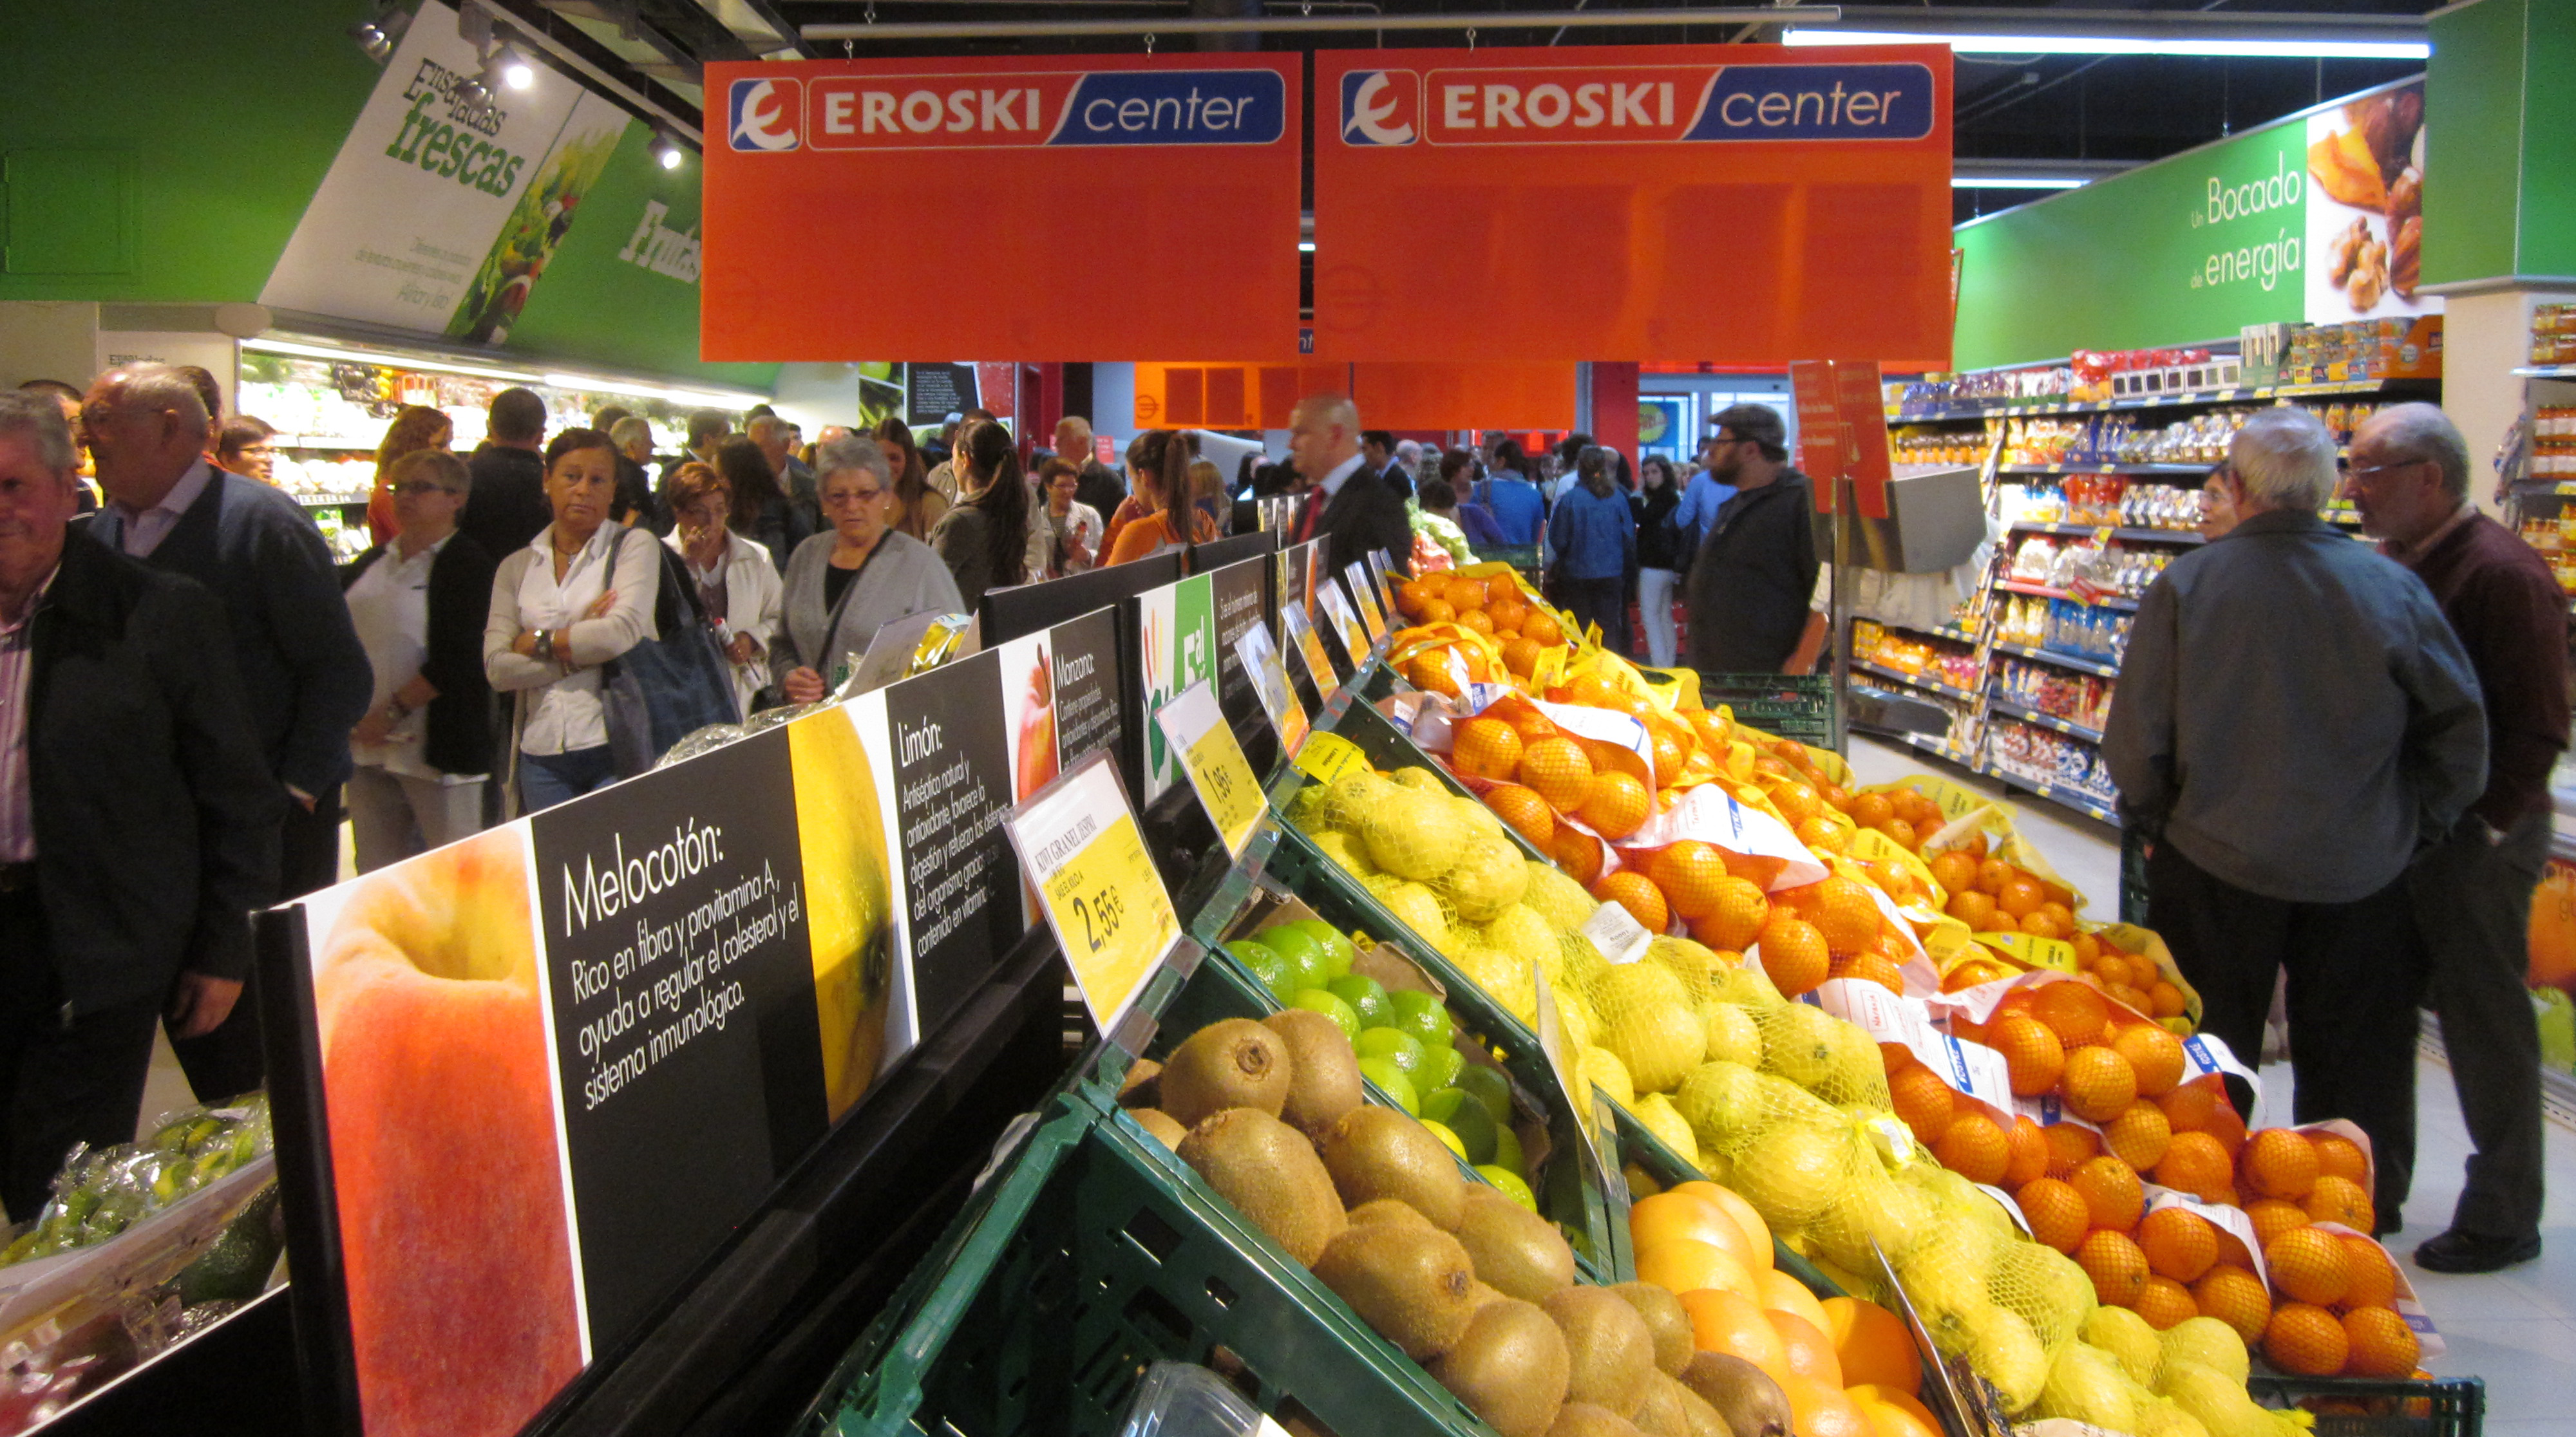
[[1489, 1123, 1525, 1177], [1256, 925, 1329, 984], [1419, 1086, 1468, 1125], [1358, 1059, 1418, 1115], [1422, 1120, 1470, 1160], [1290, 988, 1361, 1042], [1385, 990, 1455, 1049], [1354, 1027, 1426, 1080], [1225, 940, 1290, 1000], [1422, 1043, 1464, 1093], [1477, 1165, 1538, 1211], [1441, 1093, 1499, 1165], [1453, 1064, 1513, 1125], [1327, 973, 1391, 1029], [1284, 919, 1358, 980]]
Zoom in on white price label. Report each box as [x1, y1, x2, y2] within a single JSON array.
[[1580, 900, 1654, 966]]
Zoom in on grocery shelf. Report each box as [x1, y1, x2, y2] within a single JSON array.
[[1985, 760, 2123, 825], [2511, 363, 2576, 379], [296, 492, 371, 508], [1901, 731, 1981, 768], [2007, 520, 2204, 545], [1886, 375, 2436, 423], [1990, 695, 2107, 745], [1998, 462, 2211, 476], [1993, 641, 2119, 679], [1878, 619, 1981, 647], [273, 435, 383, 450], [1852, 659, 1980, 703], [1997, 580, 2140, 610]]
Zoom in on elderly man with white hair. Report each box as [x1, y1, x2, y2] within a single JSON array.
[[2103, 405, 2487, 1235], [2348, 402, 2568, 1272]]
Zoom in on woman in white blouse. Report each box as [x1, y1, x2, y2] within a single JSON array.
[[484, 428, 662, 813], [663, 460, 783, 715]]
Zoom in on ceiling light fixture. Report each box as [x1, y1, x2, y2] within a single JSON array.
[[654, 136, 687, 169], [1785, 27, 2426, 59], [542, 374, 773, 409], [1952, 176, 2089, 189], [347, 1, 410, 62], [500, 47, 536, 90]]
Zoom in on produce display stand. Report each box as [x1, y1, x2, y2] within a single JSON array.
[[253, 913, 1073, 1437], [2242, 1376, 2485, 1437], [791, 1093, 1486, 1437]]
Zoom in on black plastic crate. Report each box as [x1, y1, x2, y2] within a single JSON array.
[[2248, 1375, 2484, 1437]]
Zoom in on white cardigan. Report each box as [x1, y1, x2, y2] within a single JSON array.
[[666, 528, 785, 714]]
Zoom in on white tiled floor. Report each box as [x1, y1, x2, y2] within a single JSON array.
[[1850, 735, 2576, 1436]]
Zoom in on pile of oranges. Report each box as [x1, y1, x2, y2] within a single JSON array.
[[2226, 1129, 2421, 1378], [1628, 1178, 1938, 1437], [1391, 572, 1569, 693]]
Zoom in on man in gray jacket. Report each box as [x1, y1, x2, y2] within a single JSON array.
[[2103, 406, 2487, 1232]]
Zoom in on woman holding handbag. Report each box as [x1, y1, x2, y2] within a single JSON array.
[[664, 461, 784, 717], [484, 428, 663, 813]]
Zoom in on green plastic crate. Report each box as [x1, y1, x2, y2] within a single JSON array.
[[1700, 672, 1836, 747], [799, 1099, 1492, 1437], [1250, 822, 1627, 1275], [1118, 919, 1617, 1282], [2245, 1376, 2483, 1437]]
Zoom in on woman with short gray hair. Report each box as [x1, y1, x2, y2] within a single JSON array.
[[772, 435, 965, 704]]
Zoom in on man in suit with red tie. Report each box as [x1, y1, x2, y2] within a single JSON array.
[[1288, 395, 1411, 578]]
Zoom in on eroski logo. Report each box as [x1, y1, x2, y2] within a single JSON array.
[[1341, 70, 1418, 146], [729, 77, 802, 151]]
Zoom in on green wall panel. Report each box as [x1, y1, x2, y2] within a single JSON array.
[[0, 0, 377, 299], [2423, 0, 2529, 286]]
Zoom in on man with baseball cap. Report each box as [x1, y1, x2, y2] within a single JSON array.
[[1684, 404, 1823, 674]]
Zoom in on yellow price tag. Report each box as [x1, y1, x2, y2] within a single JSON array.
[[1006, 753, 1182, 1035], [1977, 929, 2080, 974], [1532, 970, 1602, 1168], [1157, 679, 1264, 859], [1281, 605, 1344, 702], [1294, 731, 1370, 785], [1345, 563, 1388, 643]]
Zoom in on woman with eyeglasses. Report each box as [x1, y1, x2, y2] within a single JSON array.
[[363, 404, 455, 545], [341, 449, 497, 868], [775, 433, 966, 705]]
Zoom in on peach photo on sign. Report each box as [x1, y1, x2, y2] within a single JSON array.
[[310, 827, 582, 1437]]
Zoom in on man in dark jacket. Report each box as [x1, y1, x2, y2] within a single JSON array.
[[2104, 407, 2488, 1230], [2351, 403, 2569, 1270], [0, 392, 278, 1216], [81, 364, 373, 1098], [458, 387, 552, 556], [1056, 415, 1128, 520], [1287, 395, 1412, 579], [1684, 404, 1822, 674]]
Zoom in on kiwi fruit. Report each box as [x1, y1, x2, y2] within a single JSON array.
[[1429, 1295, 1571, 1437], [1177, 1108, 1347, 1263], [1160, 1019, 1292, 1127], [1542, 1286, 1657, 1420], [1348, 1198, 1437, 1231], [1321, 1107, 1469, 1230], [1454, 1187, 1577, 1301], [1667, 1378, 1730, 1437], [1679, 1353, 1792, 1437], [1117, 1057, 1162, 1109], [1610, 1282, 1694, 1377], [1631, 1375, 1688, 1437], [1549, 1403, 1645, 1437], [1312, 1217, 1478, 1358], [1264, 1008, 1364, 1137], [1130, 1109, 1188, 1149]]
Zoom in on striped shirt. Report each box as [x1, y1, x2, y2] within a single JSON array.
[[0, 567, 60, 862]]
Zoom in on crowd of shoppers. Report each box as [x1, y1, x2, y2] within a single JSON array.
[[5, 358, 2562, 1281]]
